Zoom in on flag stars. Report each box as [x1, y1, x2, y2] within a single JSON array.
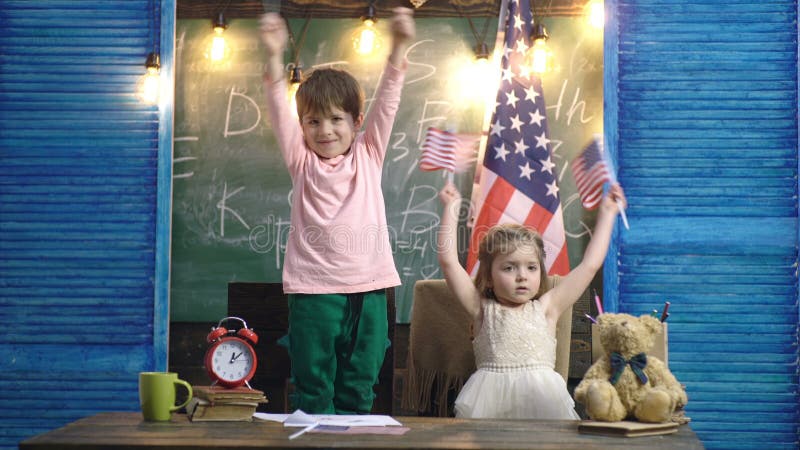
[[535, 131, 550, 149], [501, 67, 514, 83], [494, 142, 510, 161], [509, 114, 524, 132], [540, 156, 555, 174], [505, 89, 519, 108], [519, 162, 535, 180], [512, 12, 524, 31], [490, 120, 506, 137], [529, 109, 545, 126], [546, 180, 559, 198], [524, 85, 540, 103], [515, 38, 529, 55], [514, 139, 529, 155]]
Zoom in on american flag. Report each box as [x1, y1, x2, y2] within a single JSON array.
[[466, 0, 569, 276], [419, 127, 457, 172], [572, 136, 611, 210]]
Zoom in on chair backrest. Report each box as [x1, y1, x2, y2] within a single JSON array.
[[403, 278, 572, 416]]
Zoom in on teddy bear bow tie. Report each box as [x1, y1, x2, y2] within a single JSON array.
[[609, 352, 648, 385]]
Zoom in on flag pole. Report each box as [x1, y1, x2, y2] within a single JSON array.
[[616, 199, 629, 230], [598, 134, 629, 230]]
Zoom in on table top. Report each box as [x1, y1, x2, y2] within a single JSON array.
[[20, 412, 704, 450]]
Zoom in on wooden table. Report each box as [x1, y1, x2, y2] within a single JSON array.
[[20, 412, 704, 450]]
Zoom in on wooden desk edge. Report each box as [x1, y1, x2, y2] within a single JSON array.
[[20, 412, 704, 450]]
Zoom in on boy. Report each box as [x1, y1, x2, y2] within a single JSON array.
[[259, 8, 415, 414]]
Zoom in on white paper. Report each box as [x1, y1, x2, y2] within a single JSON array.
[[253, 409, 402, 427]]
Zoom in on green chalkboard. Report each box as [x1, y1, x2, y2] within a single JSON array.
[[170, 16, 602, 322]]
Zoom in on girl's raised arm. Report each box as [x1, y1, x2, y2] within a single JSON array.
[[437, 182, 481, 320], [541, 184, 627, 322]]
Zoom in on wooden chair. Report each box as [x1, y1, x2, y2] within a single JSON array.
[[227, 282, 395, 414], [403, 278, 572, 417]]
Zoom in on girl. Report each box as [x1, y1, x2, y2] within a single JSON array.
[[437, 181, 626, 419], [259, 9, 415, 414]]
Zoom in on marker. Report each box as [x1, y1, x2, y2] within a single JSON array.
[[650, 309, 658, 318], [584, 313, 598, 324], [660, 302, 671, 322], [592, 289, 604, 315]]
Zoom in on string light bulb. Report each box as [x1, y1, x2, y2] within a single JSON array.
[[288, 66, 303, 117], [137, 52, 160, 104], [207, 12, 231, 62], [586, 0, 604, 29], [353, 4, 381, 55], [528, 22, 552, 74]]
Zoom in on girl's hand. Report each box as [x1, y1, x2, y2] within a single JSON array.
[[439, 181, 461, 206], [259, 13, 288, 57], [390, 7, 415, 45], [600, 183, 627, 215]]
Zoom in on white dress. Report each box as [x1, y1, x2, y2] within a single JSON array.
[[454, 299, 580, 420]]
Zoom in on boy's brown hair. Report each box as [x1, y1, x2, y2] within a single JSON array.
[[295, 68, 365, 121], [474, 223, 548, 300]]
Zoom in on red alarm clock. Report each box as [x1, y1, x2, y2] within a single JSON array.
[[204, 316, 258, 388]]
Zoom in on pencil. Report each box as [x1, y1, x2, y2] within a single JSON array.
[[660, 302, 670, 322], [592, 289, 604, 315]]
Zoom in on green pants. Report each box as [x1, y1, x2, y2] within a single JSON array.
[[287, 290, 388, 414]]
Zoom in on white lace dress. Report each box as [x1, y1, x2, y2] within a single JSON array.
[[454, 299, 580, 420]]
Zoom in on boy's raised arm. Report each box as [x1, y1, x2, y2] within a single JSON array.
[[259, 13, 288, 83], [387, 7, 415, 68]]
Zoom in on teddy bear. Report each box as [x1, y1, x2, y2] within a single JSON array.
[[574, 312, 688, 423]]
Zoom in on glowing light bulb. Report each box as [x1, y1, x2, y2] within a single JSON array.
[[355, 21, 377, 55], [586, 0, 604, 29], [353, 5, 380, 56], [206, 12, 231, 63], [137, 52, 160, 104], [210, 28, 227, 61], [530, 39, 549, 73], [288, 66, 303, 117], [527, 23, 552, 74]]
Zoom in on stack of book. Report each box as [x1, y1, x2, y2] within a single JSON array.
[[186, 385, 268, 422]]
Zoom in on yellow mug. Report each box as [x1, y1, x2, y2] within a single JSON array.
[[138, 372, 193, 421]]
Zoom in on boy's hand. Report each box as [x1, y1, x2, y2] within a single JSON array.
[[390, 7, 415, 45], [259, 13, 288, 57], [439, 181, 461, 206]]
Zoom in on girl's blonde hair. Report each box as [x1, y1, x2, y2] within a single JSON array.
[[295, 68, 364, 121], [474, 223, 548, 300]]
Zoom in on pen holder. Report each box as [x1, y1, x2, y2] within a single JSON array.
[[591, 323, 668, 367]]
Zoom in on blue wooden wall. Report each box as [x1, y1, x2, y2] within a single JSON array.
[[605, 0, 799, 449], [0, 1, 173, 448]]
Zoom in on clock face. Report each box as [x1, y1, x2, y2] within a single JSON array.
[[206, 337, 256, 386]]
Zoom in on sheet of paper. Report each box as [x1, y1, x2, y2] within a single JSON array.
[[253, 410, 402, 427]]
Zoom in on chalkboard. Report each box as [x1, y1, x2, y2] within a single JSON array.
[[171, 16, 602, 322]]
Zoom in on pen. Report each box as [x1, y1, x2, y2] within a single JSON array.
[[584, 313, 598, 324], [660, 302, 670, 322], [592, 289, 604, 315]]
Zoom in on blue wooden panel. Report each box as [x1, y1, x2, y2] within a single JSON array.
[[0, 0, 171, 448], [611, 1, 799, 449]]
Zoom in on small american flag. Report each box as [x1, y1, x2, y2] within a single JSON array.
[[572, 137, 611, 210], [419, 127, 458, 172]]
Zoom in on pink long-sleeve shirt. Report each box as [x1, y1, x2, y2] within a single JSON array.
[[263, 63, 404, 294]]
